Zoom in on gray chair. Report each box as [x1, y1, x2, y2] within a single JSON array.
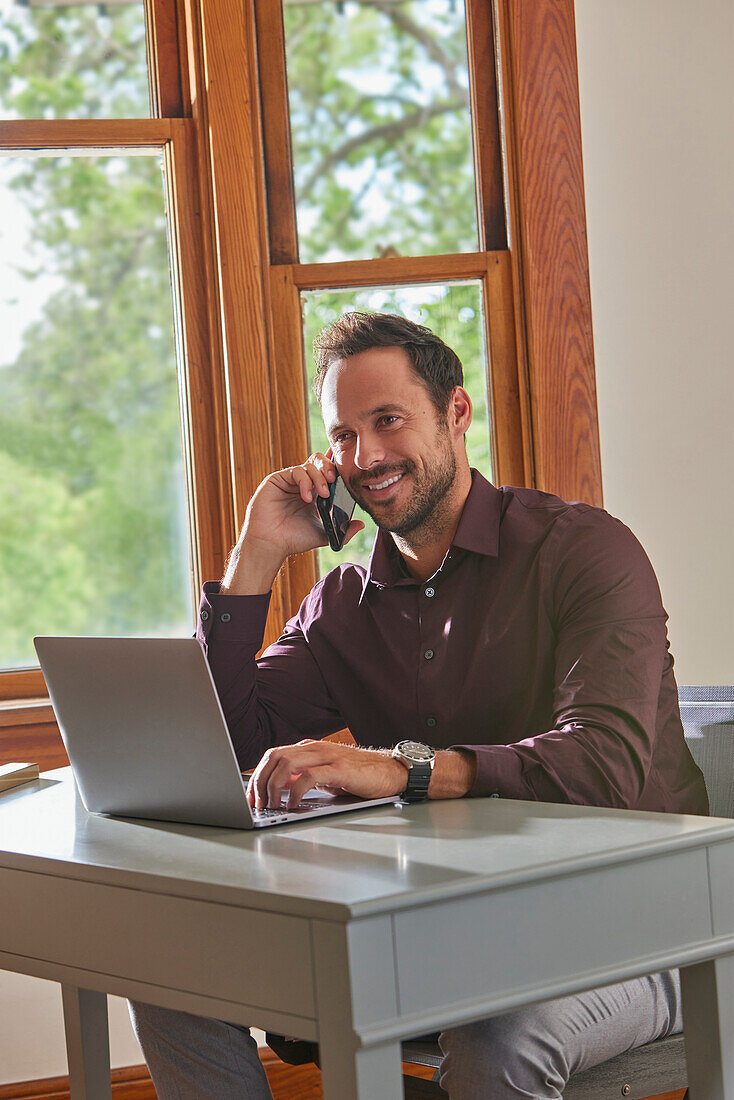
[[402, 686, 734, 1098]]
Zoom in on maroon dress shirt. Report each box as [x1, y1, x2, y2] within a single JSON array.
[[197, 471, 708, 813]]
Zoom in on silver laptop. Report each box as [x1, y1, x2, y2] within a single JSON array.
[[33, 636, 397, 829]]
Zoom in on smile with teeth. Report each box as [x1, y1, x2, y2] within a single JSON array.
[[364, 473, 404, 492]]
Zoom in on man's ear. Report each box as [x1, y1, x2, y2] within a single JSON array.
[[448, 386, 473, 436]]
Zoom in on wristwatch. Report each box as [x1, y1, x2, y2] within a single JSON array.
[[391, 740, 436, 803]]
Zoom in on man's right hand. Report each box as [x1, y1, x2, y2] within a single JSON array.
[[221, 451, 364, 595]]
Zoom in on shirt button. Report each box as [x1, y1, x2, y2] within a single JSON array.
[[426, 717, 437, 728], [424, 649, 434, 660], [200, 609, 210, 621], [221, 613, 231, 623], [424, 587, 435, 598]]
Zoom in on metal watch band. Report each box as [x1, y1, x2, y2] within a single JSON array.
[[401, 760, 433, 803]]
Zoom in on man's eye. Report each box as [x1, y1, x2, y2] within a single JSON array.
[[380, 416, 399, 427]]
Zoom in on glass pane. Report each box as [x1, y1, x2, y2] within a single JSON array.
[[284, 0, 478, 263], [0, 0, 149, 119], [302, 282, 492, 575], [0, 153, 193, 670]]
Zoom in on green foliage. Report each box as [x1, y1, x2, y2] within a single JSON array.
[[0, 451, 93, 657], [0, 0, 487, 665], [0, 152, 193, 667], [0, 6, 188, 667], [0, 5, 148, 119], [285, 0, 477, 262]]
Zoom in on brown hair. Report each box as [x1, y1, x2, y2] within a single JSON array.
[[312, 311, 463, 414]]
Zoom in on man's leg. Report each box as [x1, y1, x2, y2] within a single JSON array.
[[128, 1000, 273, 1100], [438, 969, 682, 1099]]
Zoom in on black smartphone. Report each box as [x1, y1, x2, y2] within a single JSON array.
[[316, 475, 357, 551]]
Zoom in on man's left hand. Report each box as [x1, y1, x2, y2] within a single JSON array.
[[246, 740, 408, 810]]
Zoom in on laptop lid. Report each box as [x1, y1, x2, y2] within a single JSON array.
[[34, 636, 256, 828]]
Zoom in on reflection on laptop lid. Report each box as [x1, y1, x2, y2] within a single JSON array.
[[33, 636, 397, 829]]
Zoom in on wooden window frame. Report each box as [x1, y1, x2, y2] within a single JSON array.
[[252, 0, 602, 608], [255, 0, 526, 604], [0, 0, 234, 706], [1, 0, 603, 733]]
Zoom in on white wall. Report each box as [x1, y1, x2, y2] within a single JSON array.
[[1, 0, 732, 1087], [575, 0, 734, 684], [0, 969, 267, 1085], [0, 975, 142, 1084]]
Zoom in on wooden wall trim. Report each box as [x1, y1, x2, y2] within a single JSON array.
[[495, 0, 602, 506]]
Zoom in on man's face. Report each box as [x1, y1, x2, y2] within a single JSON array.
[[321, 347, 460, 537]]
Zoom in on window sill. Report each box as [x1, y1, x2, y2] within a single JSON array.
[[0, 697, 55, 729]]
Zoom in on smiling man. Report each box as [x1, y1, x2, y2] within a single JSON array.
[[129, 312, 707, 1098]]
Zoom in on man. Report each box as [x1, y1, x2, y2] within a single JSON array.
[[130, 312, 707, 1098]]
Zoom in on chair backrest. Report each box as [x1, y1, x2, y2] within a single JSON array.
[[679, 686, 734, 818]]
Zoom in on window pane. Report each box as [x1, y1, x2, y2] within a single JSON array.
[[0, 154, 193, 670], [284, 0, 478, 263], [0, 0, 149, 119], [302, 282, 492, 574]]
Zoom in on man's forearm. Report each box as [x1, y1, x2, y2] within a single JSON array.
[[221, 540, 284, 595], [428, 749, 477, 799]]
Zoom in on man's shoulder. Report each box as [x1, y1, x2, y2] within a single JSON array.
[[498, 485, 644, 562], [500, 483, 592, 517], [499, 484, 607, 537]]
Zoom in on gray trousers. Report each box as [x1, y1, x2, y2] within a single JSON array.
[[128, 968, 682, 1099]]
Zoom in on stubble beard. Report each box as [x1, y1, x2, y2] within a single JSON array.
[[349, 429, 458, 544]]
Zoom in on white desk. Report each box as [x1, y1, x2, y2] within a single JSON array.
[[2, 768, 734, 1099]]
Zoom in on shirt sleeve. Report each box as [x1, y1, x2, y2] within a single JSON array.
[[453, 510, 672, 808], [197, 581, 346, 768]]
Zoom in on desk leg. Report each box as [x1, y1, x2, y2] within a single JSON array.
[[681, 954, 734, 1100], [61, 985, 112, 1100], [312, 918, 404, 1100], [319, 1035, 404, 1100]]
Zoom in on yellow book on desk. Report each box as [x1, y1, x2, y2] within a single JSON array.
[[0, 762, 40, 792]]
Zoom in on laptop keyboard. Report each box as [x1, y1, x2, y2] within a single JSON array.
[[253, 797, 342, 822]]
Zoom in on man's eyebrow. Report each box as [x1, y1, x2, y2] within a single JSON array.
[[327, 404, 407, 436]]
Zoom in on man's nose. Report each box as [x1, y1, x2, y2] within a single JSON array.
[[354, 431, 386, 470]]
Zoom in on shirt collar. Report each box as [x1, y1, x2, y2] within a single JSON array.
[[359, 469, 502, 603]]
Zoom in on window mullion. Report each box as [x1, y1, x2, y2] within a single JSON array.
[[254, 0, 299, 266], [287, 252, 494, 293], [0, 118, 172, 150], [466, 0, 507, 250], [144, 0, 189, 119], [166, 120, 236, 591]]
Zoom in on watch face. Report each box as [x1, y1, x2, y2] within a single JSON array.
[[397, 740, 434, 763]]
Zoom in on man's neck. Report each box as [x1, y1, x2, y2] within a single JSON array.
[[392, 466, 473, 583]]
